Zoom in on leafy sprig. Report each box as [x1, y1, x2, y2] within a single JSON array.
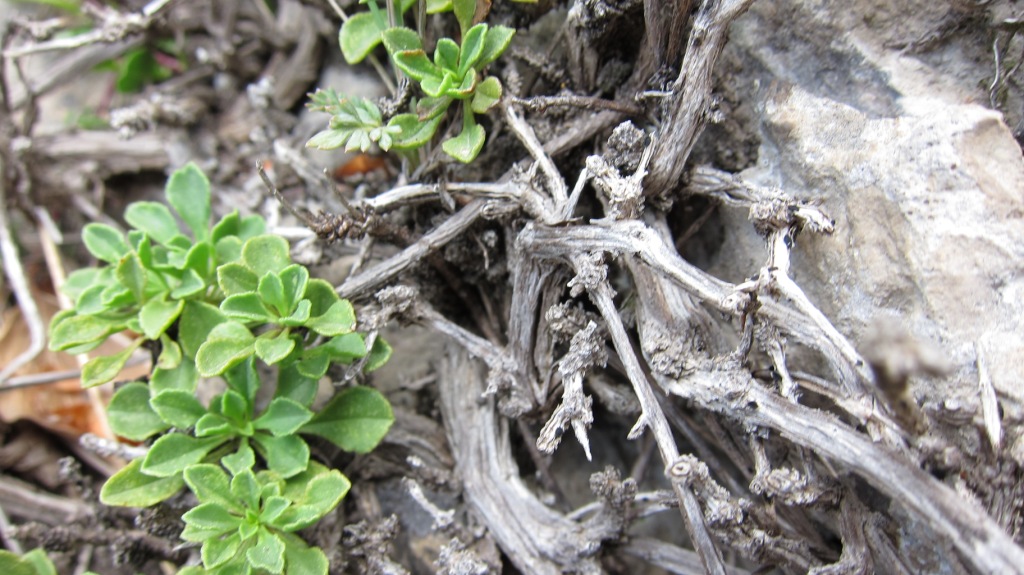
[[177, 462, 348, 574], [49, 164, 265, 388], [49, 163, 395, 575], [310, 0, 516, 163], [380, 22, 512, 162]]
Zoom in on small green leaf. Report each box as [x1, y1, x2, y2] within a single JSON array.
[[241, 235, 291, 277], [274, 466, 351, 531], [253, 433, 309, 478], [195, 413, 234, 438], [115, 252, 147, 302], [416, 95, 454, 121], [458, 24, 488, 77], [166, 163, 212, 241], [295, 353, 330, 379], [365, 336, 393, 372], [322, 332, 367, 363], [254, 398, 313, 437], [179, 300, 227, 358], [306, 129, 353, 151], [260, 496, 290, 525], [281, 533, 329, 575], [442, 108, 486, 163], [22, 549, 58, 575], [157, 333, 183, 370], [426, 0, 453, 12], [184, 464, 242, 512], [218, 262, 259, 296], [212, 210, 241, 241], [220, 389, 252, 426], [450, 70, 478, 98], [230, 469, 261, 511], [151, 389, 207, 429], [435, 38, 460, 73], [453, 0, 475, 35], [62, 267, 101, 300], [201, 531, 243, 570], [196, 322, 256, 377], [124, 201, 180, 245], [421, 71, 456, 98], [300, 386, 393, 453], [72, 285, 108, 316], [181, 502, 242, 542], [278, 265, 309, 310], [142, 433, 225, 477], [277, 365, 318, 407], [107, 382, 168, 441], [170, 268, 206, 299], [388, 113, 445, 150], [215, 235, 244, 265], [247, 528, 285, 574], [139, 296, 184, 340], [151, 358, 198, 393], [238, 520, 259, 543], [239, 215, 266, 239], [394, 49, 443, 83], [258, 272, 288, 316], [303, 278, 341, 316], [100, 284, 134, 308], [254, 331, 295, 365], [280, 299, 312, 327], [185, 241, 215, 280], [82, 223, 130, 263], [49, 314, 120, 352], [100, 458, 185, 507], [0, 551, 43, 575], [339, 11, 385, 64], [471, 76, 503, 113], [477, 25, 515, 68], [306, 300, 356, 336], [81, 337, 143, 388], [381, 26, 425, 54], [224, 357, 260, 406], [223, 440, 255, 476], [221, 292, 275, 322]]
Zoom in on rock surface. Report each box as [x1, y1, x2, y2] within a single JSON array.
[[706, 0, 1024, 431]]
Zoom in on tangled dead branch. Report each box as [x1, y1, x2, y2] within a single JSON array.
[[3, 0, 1023, 573]]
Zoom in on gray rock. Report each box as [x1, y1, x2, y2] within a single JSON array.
[[709, 81, 1024, 425]]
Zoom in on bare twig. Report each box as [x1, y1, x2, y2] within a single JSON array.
[[647, 0, 758, 194], [976, 346, 1002, 452], [0, 157, 45, 384], [556, 251, 726, 575], [510, 94, 644, 117], [337, 199, 495, 299], [503, 102, 568, 206], [4, 0, 179, 58], [0, 502, 23, 554]]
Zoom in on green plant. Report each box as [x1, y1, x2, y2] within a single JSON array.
[[177, 462, 347, 574], [0, 549, 98, 575], [338, 0, 452, 65], [102, 358, 393, 505], [382, 20, 512, 162], [48, 164, 394, 575], [308, 0, 516, 163], [49, 163, 266, 388], [306, 90, 403, 152]]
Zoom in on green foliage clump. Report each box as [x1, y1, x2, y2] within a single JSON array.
[[48, 163, 394, 575], [308, 0, 517, 163], [0, 549, 98, 575]]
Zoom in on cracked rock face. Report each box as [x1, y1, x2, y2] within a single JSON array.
[[709, 0, 1024, 429]]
